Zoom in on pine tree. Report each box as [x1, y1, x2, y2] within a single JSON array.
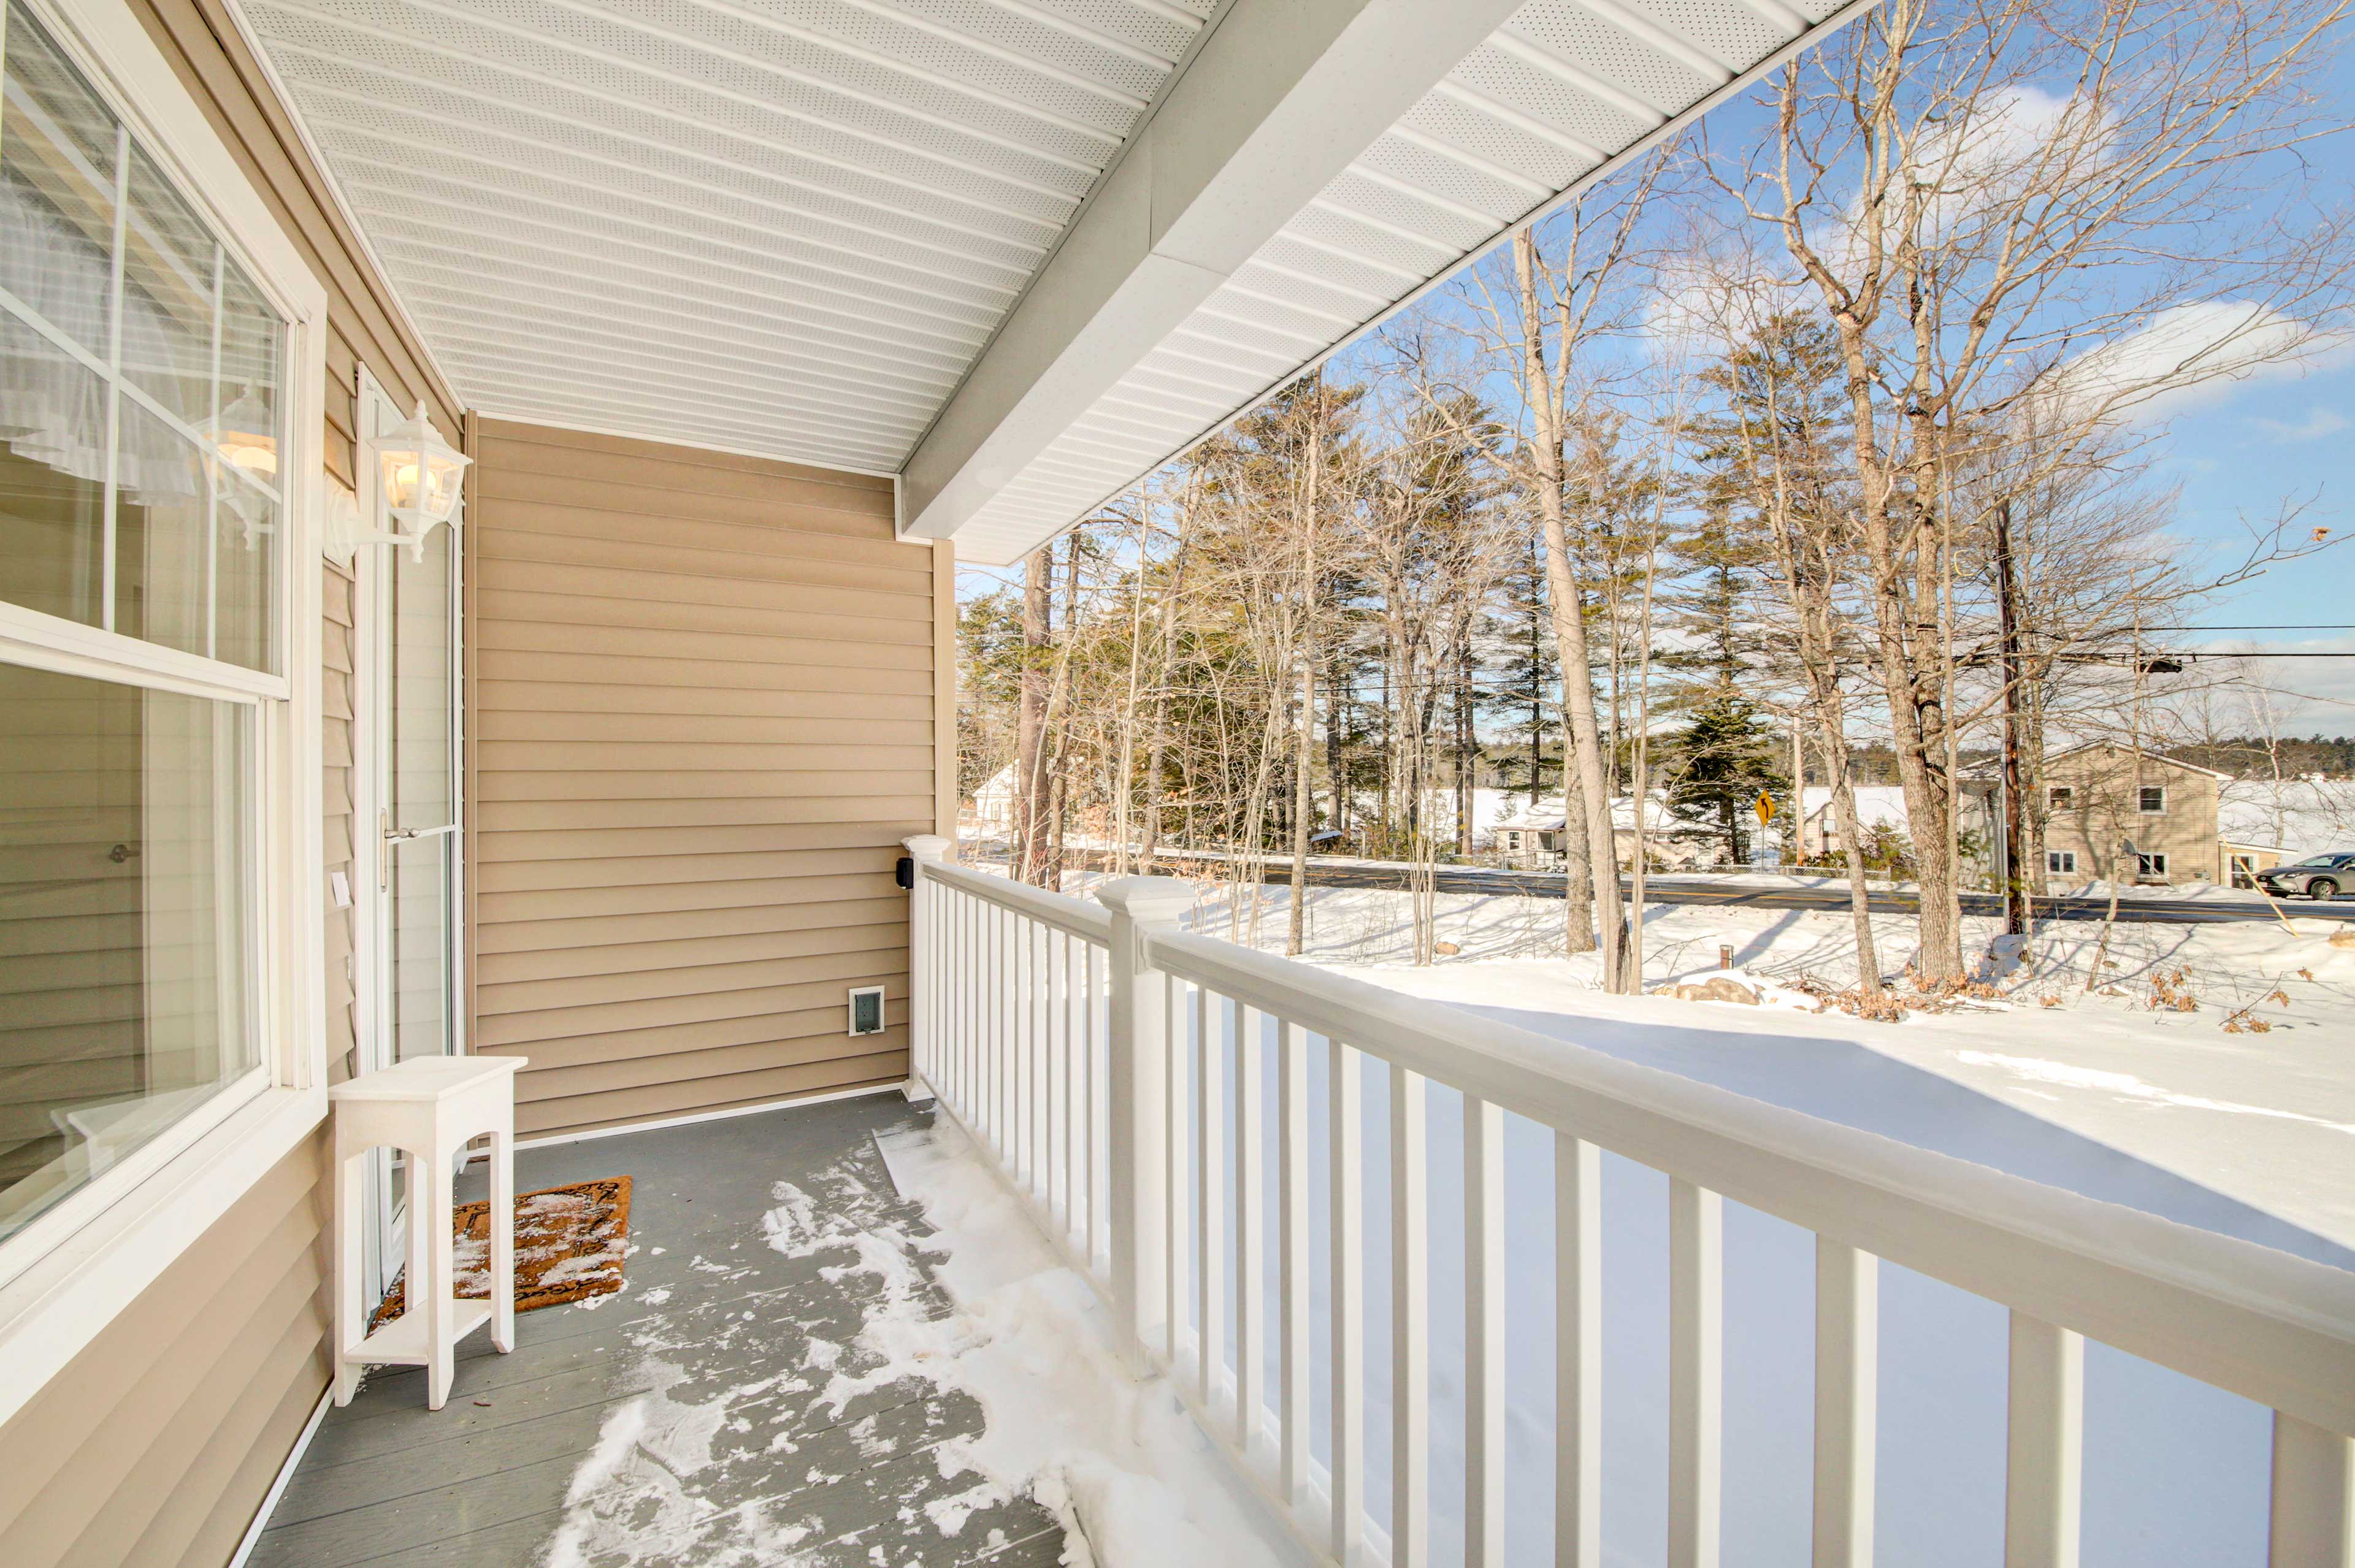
[[1483, 527, 1558, 800], [1666, 692, 1788, 863]]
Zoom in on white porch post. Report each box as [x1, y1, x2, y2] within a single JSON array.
[[1097, 875, 1193, 1373], [902, 835, 951, 1100]]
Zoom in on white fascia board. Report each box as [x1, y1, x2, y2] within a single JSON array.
[[899, 0, 1526, 542]]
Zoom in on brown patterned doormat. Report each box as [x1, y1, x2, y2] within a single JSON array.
[[370, 1176, 632, 1328]]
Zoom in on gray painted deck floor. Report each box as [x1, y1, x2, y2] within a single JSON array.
[[251, 1095, 1068, 1567]]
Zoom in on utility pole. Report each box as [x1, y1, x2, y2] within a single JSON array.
[[1993, 500, 2029, 936]]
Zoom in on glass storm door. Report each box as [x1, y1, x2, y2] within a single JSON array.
[[354, 381, 465, 1301], [375, 516, 461, 1069]]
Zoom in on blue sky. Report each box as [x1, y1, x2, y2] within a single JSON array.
[[967, 12, 2355, 736]]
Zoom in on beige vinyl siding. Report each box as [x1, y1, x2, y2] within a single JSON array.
[[472, 420, 931, 1138], [0, 1133, 330, 1568], [323, 560, 358, 1084], [0, 3, 458, 1564]]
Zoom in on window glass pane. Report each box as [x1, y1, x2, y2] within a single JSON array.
[[389, 527, 453, 831], [117, 143, 216, 430], [110, 398, 209, 656], [0, 307, 106, 624], [213, 259, 277, 486], [213, 467, 275, 673], [388, 833, 451, 1063], [0, 3, 117, 358], [0, 663, 256, 1245]]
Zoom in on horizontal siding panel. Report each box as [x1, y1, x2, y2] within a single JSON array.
[[477, 432, 893, 513], [510, 1056, 908, 1138], [474, 497, 925, 575], [478, 522, 930, 595], [476, 844, 897, 895], [473, 871, 895, 932], [474, 681, 932, 725], [474, 795, 930, 833], [475, 770, 932, 803], [477, 871, 893, 925], [477, 619, 933, 672], [475, 470, 892, 541], [479, 820, 918, 863], [475, 893, 906, 959], [518, 1027, 906, 1102], [474, 558, 927, 623], [478, 925, 905, 1013], [476, 741, 932, 776], [473, 960, 905, 1048], [477, 911, 905, 985], [479, 419, 894, 489], [477, 586, 932, 649], [477, 651, 932, 697], [475, 711, 930, 749]]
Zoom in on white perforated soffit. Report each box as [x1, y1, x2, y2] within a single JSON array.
[[241, 0, 1217, 475], [242, 0, 1853, 541], [951, 0, 1860, 564]]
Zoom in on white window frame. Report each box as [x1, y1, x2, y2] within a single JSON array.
[[2047, 849, 2076, 875], [2047, 785, 2073, 809], [2139, 784, 2167, 814], [2137, 851, 2169, 878], [0, 0, 328, 1430]]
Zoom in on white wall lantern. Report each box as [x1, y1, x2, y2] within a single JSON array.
[[361, 399, 470, 561]]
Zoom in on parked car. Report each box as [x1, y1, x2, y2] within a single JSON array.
[[2255, 852, 2355, 899]]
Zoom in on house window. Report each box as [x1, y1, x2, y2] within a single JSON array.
[[2048, 850, 2077, 874], [2137, 852, 2169, 878], [2047, 785, 2074, 808], [0, 1, 286, 1247], [2139, 785, 2165, 814]]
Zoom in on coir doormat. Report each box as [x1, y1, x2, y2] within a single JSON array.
[[371, 1176, 632, 1328]]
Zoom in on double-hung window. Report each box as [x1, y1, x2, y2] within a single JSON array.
[[0, 0, 308, 1256]]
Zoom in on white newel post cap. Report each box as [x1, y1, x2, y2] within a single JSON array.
[[1095, 876, 1194, 926], [903, 835, 951, 861]]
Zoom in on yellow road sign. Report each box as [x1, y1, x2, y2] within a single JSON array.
[[1754, 790, 1776, 825]]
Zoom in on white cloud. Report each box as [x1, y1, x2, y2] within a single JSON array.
[[2249, 406, 2349, 442], [2047, 301, 2331, 426]]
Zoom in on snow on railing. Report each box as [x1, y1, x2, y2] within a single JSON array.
[[901, 839, 2355, 1568]]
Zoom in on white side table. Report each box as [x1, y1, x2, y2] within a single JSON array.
[[330, 1055, 527, 1409]]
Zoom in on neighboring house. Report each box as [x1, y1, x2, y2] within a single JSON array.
[[2037, 743, 2229, 887], [1798, 785, 1916, 862], [1491, 794, 1716, 870], [967, 764, 1017, 835]]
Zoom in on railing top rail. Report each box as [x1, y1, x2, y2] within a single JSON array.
[[1141, 922, 2355, 1434], [921, 857, 1116, 944]]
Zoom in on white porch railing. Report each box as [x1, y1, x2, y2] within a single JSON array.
[[900, 839, 2355, 1568]]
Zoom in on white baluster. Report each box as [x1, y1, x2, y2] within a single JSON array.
[[1170, 974, 1189, 1371], [1238, 1004, 1267, 1458], [1279, 1017, 1312, 1511], [1332, 1040, 1365, 1563], [1393, 1065, 1430, 1568], [2005, 1313, 2083, 1568], [1199, 988, 1224, 1407], [1558, 1134, 1600, 1568], [1814, 1239, 1877, 1568], [2269, 1413, 2354, 1568], [1466, 1096, 1505, 1566], [1670, 1179, 1723, 1568]]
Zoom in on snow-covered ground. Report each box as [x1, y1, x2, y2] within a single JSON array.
[[1152, 881, 2354, 1566], [1166, 878, 2355, 1252]]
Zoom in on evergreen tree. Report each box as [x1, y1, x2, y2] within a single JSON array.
[[1666, 691, 1788, 863], [1483, 527, 1558, 800]]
